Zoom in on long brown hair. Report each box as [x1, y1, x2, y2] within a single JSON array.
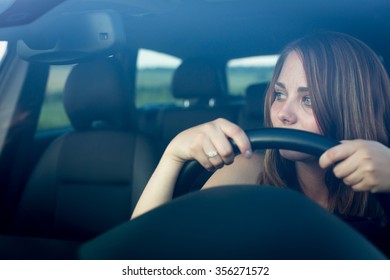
[[259, 31, 390, 220]]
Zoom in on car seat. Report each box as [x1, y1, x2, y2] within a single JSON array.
[[11, 58, 158, 241], [156, 59, 241, 145], [239, 82, 268, 130]]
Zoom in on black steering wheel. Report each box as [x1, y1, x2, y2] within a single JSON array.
[[79, 128, 388, 259], [174, 127, 340, 197]]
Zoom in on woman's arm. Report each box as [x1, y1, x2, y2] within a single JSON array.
[[131, 118, 253, 220], [130, 152, 184, 220]]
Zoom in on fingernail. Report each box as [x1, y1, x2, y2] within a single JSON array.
[[244, 150, 253, 158]]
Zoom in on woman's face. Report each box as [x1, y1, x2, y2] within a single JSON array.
[[270, 51, 321, 161]]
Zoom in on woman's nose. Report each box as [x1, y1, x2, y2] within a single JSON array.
[[277, 102, 297, 125]]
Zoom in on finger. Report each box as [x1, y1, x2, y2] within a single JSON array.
[[202, 139, 225, 169], [332, 155, 359, 180], [342, 171, 363, 188], [195, 152, 216, 172], [216, 118, 252, 158], [197, 120, 235, 165], [208, 129, 235, 165], [350, 178, 372, 192], [319, 141, 356, 169], [187, 134, 217, 171]]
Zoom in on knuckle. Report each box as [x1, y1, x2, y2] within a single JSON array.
[[218, 146, 233, 158], [188, 144, 197, 155], [202, 122, 215, 131], [327, 149, 339, 161], [229, 124, 243, 136], [361, 160, 376, 174], [215, 117, 226, 124], [349, 139, 364, 149], [188, 135, 203, 154]]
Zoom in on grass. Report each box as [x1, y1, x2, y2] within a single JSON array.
[[38, 66, 274, 131], [37, 93, 70, 131]]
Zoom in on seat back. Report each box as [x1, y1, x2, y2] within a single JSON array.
[[13, 58, 158, 240], [156, 59, 240, 145], [239, 82, 268, 130], [171, 59, 225, 106]]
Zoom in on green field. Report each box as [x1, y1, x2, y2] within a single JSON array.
[[38, 66, 274, 131], [136, 66, 274, 107], [228, 67, 274, 95], [37, 65, 72, 130]]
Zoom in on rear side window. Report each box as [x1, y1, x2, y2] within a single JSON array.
[[136, 49, 182, 108], [227, 55, 279, 96], [37, 65, 73, 131], [0, 41, 7, 65]]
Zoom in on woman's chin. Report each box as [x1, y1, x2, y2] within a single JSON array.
[[279, 149, 316, 162]]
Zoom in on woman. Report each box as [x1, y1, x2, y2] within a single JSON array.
[[131, 31, 390, 234]]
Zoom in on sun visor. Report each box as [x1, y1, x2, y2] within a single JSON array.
[[16, 10, 125, 64]]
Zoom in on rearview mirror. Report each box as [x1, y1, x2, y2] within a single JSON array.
[[17, 10, 125, 64]]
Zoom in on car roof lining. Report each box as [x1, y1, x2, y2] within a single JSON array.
[[0, 0, 67, 28], [0, 0, 389, 63]]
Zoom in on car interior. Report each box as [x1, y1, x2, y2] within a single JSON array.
[[12, 58, 159, 241], [0, 0, 389, 259]]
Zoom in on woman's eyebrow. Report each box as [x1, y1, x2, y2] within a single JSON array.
[[275, 82, 309, 94], [298, 86, 309, 94], [275, 82, 286, 89]]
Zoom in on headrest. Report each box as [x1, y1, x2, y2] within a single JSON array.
[[171, 59, 224, 99], [64, 58, 135, 131], [245, 82, 268, 117]]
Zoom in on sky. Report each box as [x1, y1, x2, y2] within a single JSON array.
[[0, 44, 279, 67], [137, 49, 182, 68], [228, 54, 279, 67], [0, 41, 7, 62], [137, 49, 279, 68]]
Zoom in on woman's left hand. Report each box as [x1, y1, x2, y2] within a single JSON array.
[[319, 140, 390, 193]]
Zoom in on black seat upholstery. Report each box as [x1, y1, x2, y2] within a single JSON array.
[[171, 59, 225, 107], [12, 58, 158, 241], [239, 82, 268, 130], [155, 59, 240, 145]]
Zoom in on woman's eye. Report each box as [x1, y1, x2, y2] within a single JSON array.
[[303, 96, 312, 107], [273, 91, 286, 101]]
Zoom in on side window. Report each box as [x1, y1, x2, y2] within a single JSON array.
[[136, 49, 181, 108], [37, 65, 73, 131], [0, 41, 7, 65], [227, 55, 279, 96]]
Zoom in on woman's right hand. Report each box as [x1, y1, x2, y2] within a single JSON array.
[[164, 118, 253, 171], [132, 118, 253, 220]]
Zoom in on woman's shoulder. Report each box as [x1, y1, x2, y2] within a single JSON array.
[[202, 151, 264, 189], [236, 150, 265, 165]]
